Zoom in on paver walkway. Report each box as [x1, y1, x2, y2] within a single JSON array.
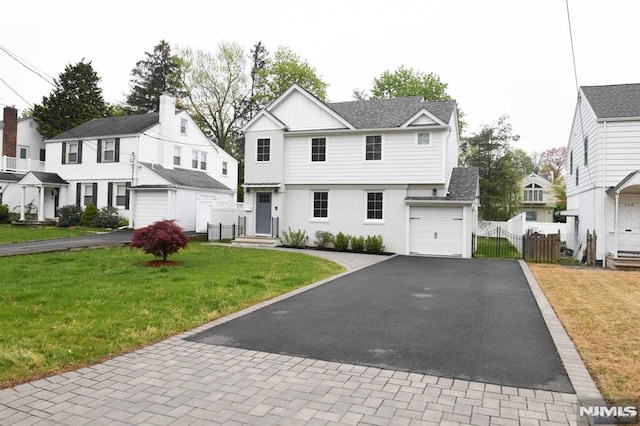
[[0, 249, 603, 425]]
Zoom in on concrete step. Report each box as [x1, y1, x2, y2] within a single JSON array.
[[231, 236, 281, 248], [607, 255, 640, 271]]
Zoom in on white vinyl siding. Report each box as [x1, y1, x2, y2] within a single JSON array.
[[284, 131, 444, 184], [600, 120, 640, 187], [567, 98, 599, 197]]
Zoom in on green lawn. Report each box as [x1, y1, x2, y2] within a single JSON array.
[[0, 224, 97, 244], [474, 236, 521, 259], [0, 244, 344, 387]]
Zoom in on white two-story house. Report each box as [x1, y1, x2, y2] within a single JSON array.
[[565, 83, 640, 266], [241, 85, 479, 256], [519, 173, 556, 223], [37, 94, 238, 231]]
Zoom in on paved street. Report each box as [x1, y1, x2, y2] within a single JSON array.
[[0, 230, 133, 257]]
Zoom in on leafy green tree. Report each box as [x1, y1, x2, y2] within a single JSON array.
[[32, 60, 109, 139], [511, 148, 537, 176], [126, 40, 184, 114], [371, 66, 450, 101], [254, 46, 328, 107], [180, 41, 249, 156], [367, 66, 465, 131], [460, 115, 521, 220]]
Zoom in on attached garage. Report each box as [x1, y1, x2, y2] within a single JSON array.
[[133, 190, 170, 229], [409, 206, 464, 256]]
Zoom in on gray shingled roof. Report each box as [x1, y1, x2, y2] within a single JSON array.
[[606, 169, 640, 195], [326, 97, 456, 129], [0, 172, 24, 182], [49, 114, 160, 140], [404, 167, 479, 202], [581, 83, 640, 119], [29, 172, 68, 185], [446, 167, 479, 201], [139, 162, 232, 191]]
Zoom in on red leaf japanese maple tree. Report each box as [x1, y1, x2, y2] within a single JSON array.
[[130, 220, 189, 262]]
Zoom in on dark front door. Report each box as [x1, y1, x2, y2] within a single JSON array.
[[256, 192, 272, 235]]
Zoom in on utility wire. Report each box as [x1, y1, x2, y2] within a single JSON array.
[[0, 78, 32, 107], [0, 45, 55, 86]]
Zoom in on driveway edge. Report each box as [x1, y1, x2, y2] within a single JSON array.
[[518, 260, 606, 408]]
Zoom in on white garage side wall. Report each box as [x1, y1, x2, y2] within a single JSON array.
[[174, 189, 197, 231], [567, 187, 603, 260], [282, 185, 407, 254]]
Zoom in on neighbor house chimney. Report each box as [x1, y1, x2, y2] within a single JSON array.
[[2, 106, 18, 157]]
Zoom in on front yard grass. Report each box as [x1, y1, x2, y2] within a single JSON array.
[[0, 244, 344, 388], [0, 224, 97, 244], [530, 264, 640, 402]]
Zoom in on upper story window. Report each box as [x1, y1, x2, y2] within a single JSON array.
[[200, 152, 207, 170], [18, 146, 29, 159], [575, 167, 579, 186], [180, 118, 188, 135], [192, 150, 199, 168], [583, 136, 588, 166], [98, 138, 118, 163], [523, 183, 543, 202], [417, 133, 431, 146], [365, 135, 382, 161], [366, 192, 384, 220], [311, 137, 326, 162], [173, 146, 181, 166], [222, 161, 228, 176], [62, 141, 82, 164], [570, 150, 573, 174], [257, 138, 271, 162]]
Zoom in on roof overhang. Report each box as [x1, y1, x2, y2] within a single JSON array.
[[597, 116, 640, 123], [130, 185, 178, 191], [242, 182, 281, 189], [284, 124, 450, 137], [404, 197, 475, 207], [606, 170, 640, 195]]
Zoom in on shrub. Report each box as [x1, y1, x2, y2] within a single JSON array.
[[90, 206, 121, 229], [81, 203, 98, 227], [314, 230, 334, 248], [281, 228, 307, 248], [130, 220, 189, 261], [334, 232, 351, 251], [365, 235, 384, 254], [0, 204, 10, 224], [118, 216, 129, 228], [57, 204, 83, 227], [351, 236, 365, 253]]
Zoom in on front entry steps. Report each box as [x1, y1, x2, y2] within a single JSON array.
[[232, 236, 281, 248], [607, 252, 640, 270]]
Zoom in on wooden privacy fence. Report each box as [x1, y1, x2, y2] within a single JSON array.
[[583, 229, 597, 266], [523, 230, 561, 263]]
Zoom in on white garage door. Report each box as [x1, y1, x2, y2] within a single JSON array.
[[134, 191, 168, 229], [409, 206, 464, 256]]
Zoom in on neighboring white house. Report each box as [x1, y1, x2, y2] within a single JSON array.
[[0, 107, 46, 216], [565, 83, 640, 265], [519, 173, 556, 223], [8, 94, 239, 231], [241, 85, 479, 256]]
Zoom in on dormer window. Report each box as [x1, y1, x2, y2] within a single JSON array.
[[180, 118, 188, 135], [523, 183, 543, 202]]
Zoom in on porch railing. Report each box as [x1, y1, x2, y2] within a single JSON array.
[[1, 155, 46, 173]]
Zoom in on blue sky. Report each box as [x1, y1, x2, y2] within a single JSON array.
[[1, 0, 639, 153]]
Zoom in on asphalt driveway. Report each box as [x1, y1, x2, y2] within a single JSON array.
[[188, 255, 573, 393], [0, 230, 134, 256]]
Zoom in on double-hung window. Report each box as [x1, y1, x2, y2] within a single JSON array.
[[365, 135, 382, 161], [102, 139, 115, 162], [180, 118, 188, 135], [366, 192, 383, 220], [312, 191, 328, 219], [66, 141, 80, 164], [222, 161, 228, 176], [192, 150, 199, 168], [18, 146, 29, 159], [257, 138, 270, 162], [200, 152, 207, 170], [173, 146, 181, 166], [115, 184, 128, 207], [311, 138, 326, 162], [84, 184, 95, 206]]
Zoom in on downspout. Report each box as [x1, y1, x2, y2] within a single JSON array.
[[601, 121, 607, 268]]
